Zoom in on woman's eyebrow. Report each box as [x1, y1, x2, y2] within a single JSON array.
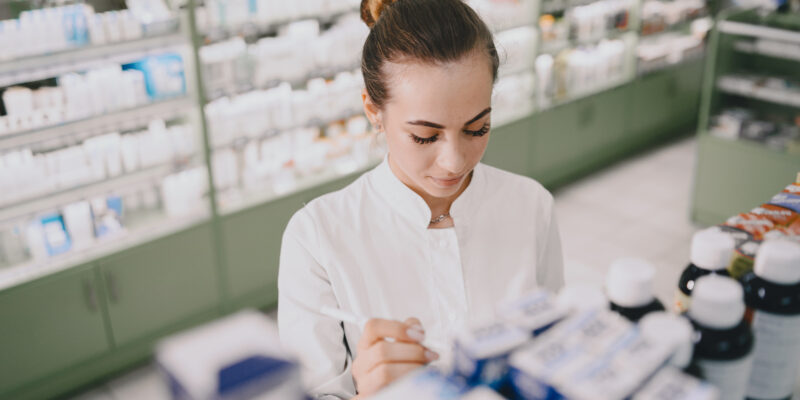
[[463, 107, 492, 126], [405, 107, 492, 129]]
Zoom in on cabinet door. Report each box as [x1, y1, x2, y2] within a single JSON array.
[[221, 190, 307, 303], [482, 114, 536, 177], [531, 102, 581, 183], [0, 267, 110, 395], [591, 85, 632, 152], [631, 69, 678, 142], [98, 223, 219, 346], [672, 59, 704, 133]]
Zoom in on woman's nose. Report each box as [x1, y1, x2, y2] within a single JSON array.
[[436, 137, 467, 175]]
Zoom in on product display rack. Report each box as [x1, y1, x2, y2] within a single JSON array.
[[0, 0, 713, 399], [0, 7, 218, 400], [636, 0, 712, 76], [691, 8, 800, 226]]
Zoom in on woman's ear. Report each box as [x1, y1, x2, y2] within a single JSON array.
[[362, 88, 382, 131]]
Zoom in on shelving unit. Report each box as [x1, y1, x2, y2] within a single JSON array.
[[0, 96, 194, 152], [0, 30, 185, 88], [692, 9, 800, 225], [0, 8, 217, 396], [0, 0, 715, 398]]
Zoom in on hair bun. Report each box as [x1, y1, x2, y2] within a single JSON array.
[[360, 0, 397, 28]]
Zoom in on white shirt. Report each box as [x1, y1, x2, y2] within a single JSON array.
[[277, 156, 564, 399]]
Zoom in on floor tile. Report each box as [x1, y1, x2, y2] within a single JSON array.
[[107, 365, 170, 400]]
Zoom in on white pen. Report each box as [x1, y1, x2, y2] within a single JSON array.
[[320, 306, 446, 352]]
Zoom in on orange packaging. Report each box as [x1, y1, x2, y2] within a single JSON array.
[[724, 213, 776, 240], [715, 173, 800, 278], [719, 213, 777, 278], [783, 183, 800, 194], [749, 204, 798, 227], [764, 218, 800, 240]]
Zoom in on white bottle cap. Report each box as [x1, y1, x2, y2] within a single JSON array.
[[754, 239, 800, 285], [688, 275, 745, 330], [691, 228, 735, 271], [557, 283, 608, 312], [606, 258, 657, 308], [639, 312, 694, 369]]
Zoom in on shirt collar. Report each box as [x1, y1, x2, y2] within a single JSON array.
[[369, 153, 485, 229]]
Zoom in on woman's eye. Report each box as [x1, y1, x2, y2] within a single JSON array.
[[465, 123, 491, 137], [410, 133, 438, 145]]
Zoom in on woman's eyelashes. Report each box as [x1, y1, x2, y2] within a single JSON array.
[[410, 133, 438, 144], [465, 123, 491, 137], [409, 123, 491, 145]]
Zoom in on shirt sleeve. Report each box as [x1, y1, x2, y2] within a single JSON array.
[[278, 208, 357, 400], [537, 196, 565, 292]]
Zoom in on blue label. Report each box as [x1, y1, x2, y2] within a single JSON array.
[[124, 54, 187, 101], [769, 193, 800, 214], [40, 213, 71, 256]]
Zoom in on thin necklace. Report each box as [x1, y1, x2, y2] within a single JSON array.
[[430, 213, 450, 224]]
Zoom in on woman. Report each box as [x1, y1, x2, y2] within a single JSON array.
[[277, 0, 564, 398]]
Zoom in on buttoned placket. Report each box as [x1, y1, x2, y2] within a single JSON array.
[[426, 227, 469, 343]]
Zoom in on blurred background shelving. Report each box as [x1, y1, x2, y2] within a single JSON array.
[[5, 0, 800, 399], [692, 8, 800, 225]]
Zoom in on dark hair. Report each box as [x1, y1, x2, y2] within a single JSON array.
[[360, 0, 499, 109]]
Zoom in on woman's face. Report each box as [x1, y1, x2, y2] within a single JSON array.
[[365, 51, 494, 200]]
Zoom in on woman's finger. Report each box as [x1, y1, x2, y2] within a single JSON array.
[[356, 362, 424, 395], [357, 318, 425, 353], [360, 340, 438, 374]]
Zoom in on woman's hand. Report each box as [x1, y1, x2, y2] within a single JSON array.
[[351, 317, 440, 397]]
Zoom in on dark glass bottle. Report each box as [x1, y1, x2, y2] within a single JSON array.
[[606, 258, 664, 323], [675, 229, 735, 313], [688, 275, 754, 400], [742, 239, 800, 400]]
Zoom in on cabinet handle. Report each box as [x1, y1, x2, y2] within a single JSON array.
[[668, 77, 679, 97], [579, 104, 595, 127], [83, 278, 98, 313], [105, 271, 119, 304]]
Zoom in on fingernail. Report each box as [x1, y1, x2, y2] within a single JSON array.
[[407, 327, 425, 342], [425, 350, 439, 361]]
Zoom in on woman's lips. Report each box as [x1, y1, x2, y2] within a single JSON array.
[[430, 175, 464, 187]]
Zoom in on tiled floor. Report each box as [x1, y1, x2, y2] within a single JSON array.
[[67, 136, 798, 398], [554, 136, 702, 302]]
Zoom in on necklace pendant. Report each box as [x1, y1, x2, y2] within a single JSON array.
[[430, 213, 450, 224]]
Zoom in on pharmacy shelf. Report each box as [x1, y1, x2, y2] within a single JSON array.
[[0, 97, 194, 153], [718, 20, 800, 44], [707, 129, 799, 158], [692, 9, 800, 226], [0, 207, 210, 292], [204, 61, 361, 102], [217, 155, 383, 216], [641, 15, 709, 38], [488, 19, 539, 34], [540, 74, 634, 110], [200, 6, 360, 44], [733, 40, 800, 63], [717, 76, 800, 108], [540, 29, 633, 54], [637, 47, 706, 76], [541, 0, 568, 14], [0, 160, 192, 224], [211, 108, 365, 150], [498, 64, 536, 79], [0, 32, 186, 88]]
